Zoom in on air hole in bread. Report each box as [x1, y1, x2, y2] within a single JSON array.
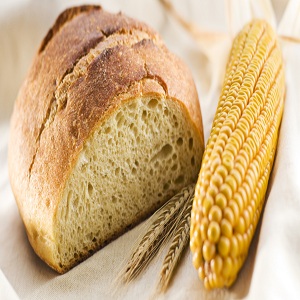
[[129, 123, 134, 131], [174, 175, 184, 185], [151, 144, 173, 162], [88, 183, 93, 197], [191, 156, 195, 166], [147, 98, 158, 108], [73, 197, 79, 208], [176, 137, 183, 146], [128, 102, 137, 111], [115, 167, 120, 176], [117, 114, 125, 128], [108, 159, 115, 167], [115, 111, 122, 121], [171, 164, 178, 171], [31, 227, 38, 240], [163, 182, 170, 190], [142, 110, 147, 121], [112, 196, 117, 204], [189, 137, 194, 150]]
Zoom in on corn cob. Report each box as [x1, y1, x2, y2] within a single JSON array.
[[190, 19, 285, 289]]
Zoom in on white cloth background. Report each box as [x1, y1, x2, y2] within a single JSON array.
[[1, 0, 300, 299]]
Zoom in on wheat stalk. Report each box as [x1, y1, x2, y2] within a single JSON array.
[[120, 184, 195, 283], [123, 218, 173, 282], [157, 189, 194, 292]]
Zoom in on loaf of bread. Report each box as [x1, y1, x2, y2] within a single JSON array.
[[8, 5, 204, 273]]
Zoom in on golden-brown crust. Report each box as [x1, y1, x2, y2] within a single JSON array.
[[39, 5, 103, 53], [8, 5, 204, 271]]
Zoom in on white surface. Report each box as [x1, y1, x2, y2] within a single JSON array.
[[0, 270, 19, 300], [2, 0, 300, 299]]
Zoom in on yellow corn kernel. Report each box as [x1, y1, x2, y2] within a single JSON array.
[[220, 219, 233, 238], [198, 266, 205, 280], [218, 236, 230, 257], [203, 240, 216, 261], [202, 196, 213, 216], [234, 216, 246, 234], [211, 255, 223, 274], [200, 217, 209, 240], [230, 235, 239, 258], [208, 205, 222, 222], [215, 193, 227, 210], [207, 221, 221, 243], [192, 250, 203, 269], [190, 19, 285, 289], [224, 207, 235, 225], [190, 226, 201, 253], [222, 257, 233, 278]]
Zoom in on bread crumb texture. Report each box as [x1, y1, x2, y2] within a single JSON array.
[[56, 97, 201, 271]]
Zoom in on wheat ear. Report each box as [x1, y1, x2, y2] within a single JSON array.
[[157, 188, 194, 292], [120, 184, 195, 283]]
